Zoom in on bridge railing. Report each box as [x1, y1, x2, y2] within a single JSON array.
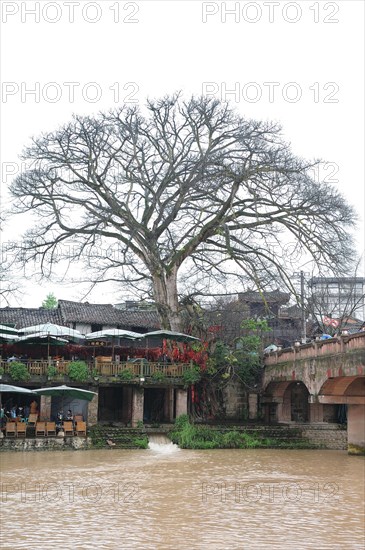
[[264, 331, 365, 365]]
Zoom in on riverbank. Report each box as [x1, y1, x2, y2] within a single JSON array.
[[168, 415, 348, 450], [0, 419, 349, 451]]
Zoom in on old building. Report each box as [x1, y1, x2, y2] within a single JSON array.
[[0, 299, 160, 334], [204, 291, 303, 347]]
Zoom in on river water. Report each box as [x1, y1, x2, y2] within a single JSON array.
[[0, 446, 364, 550]]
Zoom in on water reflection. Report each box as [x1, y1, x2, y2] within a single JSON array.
[[1, 449, 364, 549]]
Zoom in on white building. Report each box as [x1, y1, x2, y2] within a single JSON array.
[[308, 277, 365, 321]]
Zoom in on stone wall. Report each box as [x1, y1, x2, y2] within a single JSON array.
[[88, 393, 99, 426], [301, 424, 348, 450], [0, 437, 91, 452], [222, 379, 247, 419]]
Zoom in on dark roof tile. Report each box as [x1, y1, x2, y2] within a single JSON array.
[[0, 307, 63, 329]]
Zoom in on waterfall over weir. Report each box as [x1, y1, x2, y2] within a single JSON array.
[[147, 433, 180, 453]]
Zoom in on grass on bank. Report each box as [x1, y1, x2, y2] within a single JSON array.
[[169, 415, 316, 449]]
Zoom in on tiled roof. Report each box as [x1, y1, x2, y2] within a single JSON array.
[[58, 300, 160, 329], [117, 310, 160, 329], [238, 291, 290, 304], [59, 300, 124, 324], [0, 307, 63, 329]]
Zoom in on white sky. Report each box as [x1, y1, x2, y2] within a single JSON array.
[[1, 0, 364, 307]]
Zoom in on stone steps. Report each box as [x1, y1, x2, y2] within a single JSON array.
[[89, 426, 147, 449]]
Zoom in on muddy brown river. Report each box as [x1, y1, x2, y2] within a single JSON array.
[[0, 445, 364, 549]]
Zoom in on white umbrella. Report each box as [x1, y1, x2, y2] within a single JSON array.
[[85, 329, 143, 340], [19, 323, 84, 341], [0, 325, 19, 335], [140, 330, 200, 342], [0, 332, 19, 342], [17, 332, 69, 344]]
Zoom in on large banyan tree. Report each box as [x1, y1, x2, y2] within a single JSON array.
[[10, 94, 355, 330]]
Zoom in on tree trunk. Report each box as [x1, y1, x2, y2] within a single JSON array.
[[152, 265, 182, 331]]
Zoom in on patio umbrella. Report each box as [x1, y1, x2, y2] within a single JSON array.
[[85, 329, 143, 359], [0, 325, 19, 335], [16, 332, 69, 358], [140, 330, 200, 343], [0, 383, 36, 408], [0, 326, 19, 345], [0, 333, 19, 342], [85, 329, 143, 340], [19, 323, 84, 341], [33, 384, 97, 401], [33, 384, 97, 414]]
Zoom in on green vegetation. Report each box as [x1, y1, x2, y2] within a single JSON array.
[[151, 370, 167, 382], [67, 360, 89, 382], [132, 437, 148, 449], [118, 368, 135, 381], [169, 415, 315, 449], [234, 319, 270, 385], [42, 292, 58, 309], [47, 365, 58, 378], [182, 365, 201, 387], [9, 361, 30, 381]]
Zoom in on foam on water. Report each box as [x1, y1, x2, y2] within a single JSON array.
[[147, 433, 180, 453]]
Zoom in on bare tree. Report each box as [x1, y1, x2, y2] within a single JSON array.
[[0, 211, 24, 306], [0, 262, 24, 307], [9, 94, 356, 329], [307, 266, 365, 335]]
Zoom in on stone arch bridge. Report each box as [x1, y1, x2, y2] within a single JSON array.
[[262, 332, 365, 454]]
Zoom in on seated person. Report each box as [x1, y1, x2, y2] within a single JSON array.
[[30, 400, 38, 415], [66, 409, 74, 421], [0, 406, 5, 429], [56, 410, 64, 431]]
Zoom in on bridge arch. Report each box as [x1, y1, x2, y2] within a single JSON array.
[[262, 380, 309, 423], [318, 375, 365, 454], [318, 376, 365, 404]]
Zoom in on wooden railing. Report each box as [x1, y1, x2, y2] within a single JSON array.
[[0, 358, 192, 379]]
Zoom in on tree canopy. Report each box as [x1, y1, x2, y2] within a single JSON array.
[[41, 292, 58, 309], [10, 94, 356, 329]]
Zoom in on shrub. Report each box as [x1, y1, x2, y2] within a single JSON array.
[[68, 360, 89, 382], [174, 414, 190, 429], [47, 365, 58, 378], [118, 368, 134, 381], [9, 362, 30, 381], [133, 437, 148, 449], [182, 365, 201, 387], [151, 370, 166, 382]]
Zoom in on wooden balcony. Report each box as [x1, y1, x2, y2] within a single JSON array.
[[0, 357, 192, 382]]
